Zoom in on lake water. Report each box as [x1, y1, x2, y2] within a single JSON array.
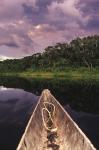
[[0, 76, 99, 149]]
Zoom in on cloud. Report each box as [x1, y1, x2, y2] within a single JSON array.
[[79, 0, 99, 31], [0, 20, 39, 55], [48, 0, 81, 17], [0, 0, 24, 22], [0, 55, 13, 61], [0, 0, 98, 59]]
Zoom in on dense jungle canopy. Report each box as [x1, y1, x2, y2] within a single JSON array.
[[0, 35, 99, 72]]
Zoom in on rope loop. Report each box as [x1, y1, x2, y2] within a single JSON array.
[[42, 102, 57, 132]]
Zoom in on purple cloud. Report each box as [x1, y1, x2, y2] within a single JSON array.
[[0, 0, 99, 58]]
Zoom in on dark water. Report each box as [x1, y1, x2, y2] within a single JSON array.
[[0, 76, 99, 149], [0, 87, 38, 150]]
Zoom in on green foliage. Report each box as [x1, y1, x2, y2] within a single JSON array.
[[0, 35, 99, 72]]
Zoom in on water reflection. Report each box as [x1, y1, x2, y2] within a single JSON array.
[[0, 76, 99, 113], [0, 86, 38, 150], [0, 76, 99, 149], [65, 105, 99, 149]]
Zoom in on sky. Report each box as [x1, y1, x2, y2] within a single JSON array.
[[0, 0, 99, 60]]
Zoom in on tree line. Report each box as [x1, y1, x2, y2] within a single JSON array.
[[0, 35, 99, 72]]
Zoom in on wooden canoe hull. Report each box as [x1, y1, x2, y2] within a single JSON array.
[[17, 89, 96, 150]]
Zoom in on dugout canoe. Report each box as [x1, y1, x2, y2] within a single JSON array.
[[17, 89, 96, 150]]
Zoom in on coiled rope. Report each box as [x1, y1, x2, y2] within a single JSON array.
[[42, 102, 57, 132]]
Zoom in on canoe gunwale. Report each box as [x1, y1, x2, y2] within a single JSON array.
[[17, 89, 96, 150], [17, 95, 42, 150], [50, 93, 96, 150]]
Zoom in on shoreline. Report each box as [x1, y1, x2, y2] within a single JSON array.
[[0, 68, 99, 81]]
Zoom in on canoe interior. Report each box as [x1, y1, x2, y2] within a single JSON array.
[[17, 89, 96, 150]]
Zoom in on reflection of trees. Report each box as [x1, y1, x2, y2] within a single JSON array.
[[0, 76, 99, 114]]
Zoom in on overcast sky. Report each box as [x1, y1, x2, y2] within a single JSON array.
[[0, 0, 99, 59]]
